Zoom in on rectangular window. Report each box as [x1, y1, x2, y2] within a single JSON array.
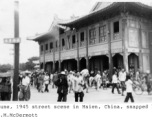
[[41, 45, 43, 51], [80, 32, 85, 47], [89, 28, 96, 44], [50, 42, 53, 52], [62, 39, 65, 46], [67, 35, 70, 49], [62, 39, 65, 50], [99, 25, 106, 42], [45, 44, 48, 51], [56, 41, 58, 52], [113, 21, 119, 40], [72, 35, 76, 48]]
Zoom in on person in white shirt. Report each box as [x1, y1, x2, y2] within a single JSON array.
[[44, 73, 49, 92], [124, 75, 134, 102], [20, 72, 31, 101], [73, 72, 85, 102], [112, 71, 121, 94], [94, 71, 101, 91], [68, 71, 74, 93], [50, 73, 53, 85], [81, 69, 89, 93], [119, 69, 126, 96]]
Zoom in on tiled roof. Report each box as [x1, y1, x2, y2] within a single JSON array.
[[59, 2, 152, 26]]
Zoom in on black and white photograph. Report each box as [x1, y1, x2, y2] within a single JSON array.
[[1, 0, 152, 103]]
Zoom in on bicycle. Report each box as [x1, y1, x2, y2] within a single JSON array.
[[132, 80, 152, 95]]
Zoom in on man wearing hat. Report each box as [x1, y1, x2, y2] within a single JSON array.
[[54, 71, 69, 102]]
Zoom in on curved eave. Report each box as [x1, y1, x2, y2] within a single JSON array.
[[59, 2, 152, 27], [59, 2, 119, 27], [27, 32, 54, 42]]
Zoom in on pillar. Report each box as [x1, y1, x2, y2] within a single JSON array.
[[86, 27, 89, 70], [121, 14, 129, 72], [76, 32, 80, 72], [138, 20, 143, 73], [53, 40, 55, 73], [59, 38, 61, 72], [148, 31, 152, 74], [43, 43, 46, 71], [107, 21, 113, 79]]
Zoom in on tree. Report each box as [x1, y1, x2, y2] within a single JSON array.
[[28, 56, 39, 62], [0, 64, 13, 73], [19, 56, 39, 71]]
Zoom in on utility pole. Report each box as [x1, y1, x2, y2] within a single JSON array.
[[3, 1, 20, 101], [13, 1, 20, 101]]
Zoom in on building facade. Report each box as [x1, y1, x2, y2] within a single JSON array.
[[28, 2, 152, 78]]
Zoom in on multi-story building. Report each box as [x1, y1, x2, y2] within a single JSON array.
[[28, 2, 152, 78]]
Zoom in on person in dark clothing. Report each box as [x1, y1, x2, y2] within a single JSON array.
[[0, 77, 12, 101], [54, 71, 69, 102]]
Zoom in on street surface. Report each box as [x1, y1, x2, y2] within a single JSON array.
[[29, 85, 152, 103]]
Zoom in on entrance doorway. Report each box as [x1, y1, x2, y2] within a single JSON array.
[[128, 53, 139, 73], [113, 53, 123, 70], [80, 57, 86, 71]]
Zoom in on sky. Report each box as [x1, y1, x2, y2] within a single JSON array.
[[0, 0, 152, 65]]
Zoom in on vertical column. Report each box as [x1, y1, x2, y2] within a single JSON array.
[[53, 40, 55, 73], [43, 43, 46, 71], [76, 31, 80, 72], [149, 31, 152, 73], [122, 17, 129, 72], [59, 38, 61, 72], [138, 21, 143, 73], [13, 1, 19, 101], [39, 43, 41, 68], [107, 21, 113, 80], [86, 27, 89, 70]]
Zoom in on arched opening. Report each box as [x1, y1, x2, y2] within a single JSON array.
[[89, 55, 109, 73], [61, 59, 77, 71], [45, 62, 53, 73], [55, 61, 59, 72], [113, 53, 123, 70], [128, 53, 139, 73]]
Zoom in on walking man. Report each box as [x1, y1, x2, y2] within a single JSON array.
[[94, 71, 101, 91], [20, 71, 31, 101], [73, 72, 85, 102], [44, 73, 49, 92], [112, 71, 121, 94], [124, 75, 134, 102], [119, 69, 126, 96], [55, 71, 69, 102]]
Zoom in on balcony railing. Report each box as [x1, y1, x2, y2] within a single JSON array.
[[99, 36, 106, 43], [80, 41, 85, 47], [55, 48, 58, 52], [50, 49, 53, 53], [72, 43, 77, 49], [62, 46, 66, 51], [89, 39, 96, 45], [114, 33, 120, 40]]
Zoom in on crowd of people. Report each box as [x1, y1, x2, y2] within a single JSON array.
[[0, 67, 152, 102], [0, 76, 12, 101]]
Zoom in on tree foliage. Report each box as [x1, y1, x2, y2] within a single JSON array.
[[0, 64, 13, 73], [20, 56, 39, 71]]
